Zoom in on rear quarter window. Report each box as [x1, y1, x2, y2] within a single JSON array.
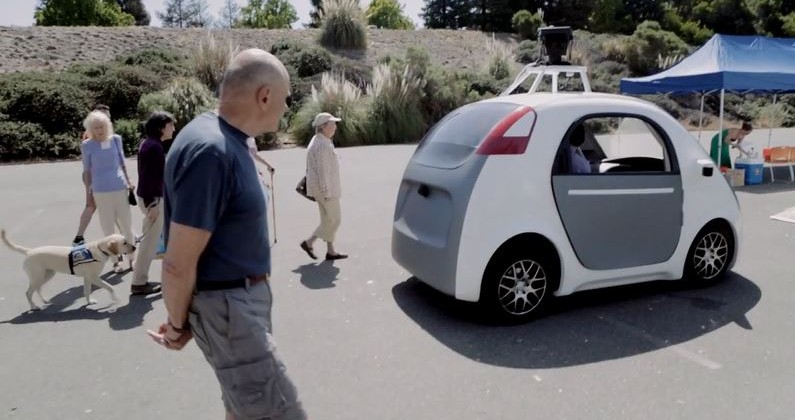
[[413, 102, 521, 169]]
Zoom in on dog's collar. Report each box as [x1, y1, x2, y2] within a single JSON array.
[[96, 245, 112, 256]]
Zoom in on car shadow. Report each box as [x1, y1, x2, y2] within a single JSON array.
[[0, 280, 161, 331], [392, 272, 760, 369], [293, 261, 341, 290]]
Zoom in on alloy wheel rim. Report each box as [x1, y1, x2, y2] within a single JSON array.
[[693, 232, 729, 280], [497, 259, 547, 315]]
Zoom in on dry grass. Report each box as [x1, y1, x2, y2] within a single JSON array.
[[0, 26, 518, 75]]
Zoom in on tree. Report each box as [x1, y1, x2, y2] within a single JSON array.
[[218, 0, 241, 28], [422, 0, 467, 29], [784, 12, 795, 36], [308, 0, 323, 27], [693, 0, 755, 35], [238, 0, 298, 28], [367, 0, 414, 29], [159, 0, 212, 28], [35, 0, 135, 26], [117, 0, 149, 25]]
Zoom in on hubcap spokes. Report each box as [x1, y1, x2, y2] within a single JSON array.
[[693, 232, 728, 279], [497, 260, 547, 315]]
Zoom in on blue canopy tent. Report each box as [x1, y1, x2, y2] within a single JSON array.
[[620, 34, 795, 166]]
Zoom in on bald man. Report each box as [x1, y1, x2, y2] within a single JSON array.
[[149, 49, 306, 420]]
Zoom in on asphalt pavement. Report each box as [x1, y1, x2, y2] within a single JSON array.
[[1, 145, 794, 420]]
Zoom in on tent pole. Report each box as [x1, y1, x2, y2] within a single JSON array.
[[698, 92, 706, 143], [718, 89, 725, 169], [767, 93, 777, 149]]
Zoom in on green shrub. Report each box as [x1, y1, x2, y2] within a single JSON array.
[[89, 65, 165, 120], [115, 119, 144, 155], [138, 78, 216, 130], [119, 47, 189, 78], [290, 72, 369, 147], [270, 40, 332, 78], [622, 21, 690, 75], [65, 62, 114, 79], [365, 64, 426, 144], [0, 73, 92, 135], [192, 33, 239, 94], [516, 39, 539, 64], [0, 121, 50, 161], [420, 67, 469, 125], [512, 10, 543, 40], [319, 0, 368, 50], [678, 20, 713, 45]]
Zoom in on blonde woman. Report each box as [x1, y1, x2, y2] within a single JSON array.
[[80, 110, 136, 272]]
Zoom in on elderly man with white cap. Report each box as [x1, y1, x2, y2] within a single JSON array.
[[300, 112, 348, 261]]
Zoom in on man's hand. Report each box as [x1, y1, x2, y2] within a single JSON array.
[[147, 322, 192, 350]]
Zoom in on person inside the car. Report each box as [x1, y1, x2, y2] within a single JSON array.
[[568, 124, 592, 174]]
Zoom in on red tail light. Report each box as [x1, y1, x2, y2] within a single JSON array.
[[476, 106, 536, 155]]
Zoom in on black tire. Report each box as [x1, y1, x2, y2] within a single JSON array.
[[684, 223, 735, 284], [480, 247, 557, 324]]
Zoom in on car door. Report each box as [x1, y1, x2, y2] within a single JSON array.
[[551, 114, 683, 270]]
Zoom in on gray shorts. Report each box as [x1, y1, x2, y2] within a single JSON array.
[[189, 281, 306, 420]]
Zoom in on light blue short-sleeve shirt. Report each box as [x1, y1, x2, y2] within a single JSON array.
[[81, 135, 127, 193]]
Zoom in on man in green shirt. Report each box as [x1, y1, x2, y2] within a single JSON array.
[[710, 121, 753, 169]]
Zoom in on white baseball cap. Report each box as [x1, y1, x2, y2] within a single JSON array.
[[312, 112, 342, 127]]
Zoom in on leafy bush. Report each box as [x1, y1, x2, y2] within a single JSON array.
[[0, 121, 51, 161], [420, 67, 470, 125], [115, 119, 144, 155], [319, 0, 368, 50], [88, 65, 165, 120], [119, 47, 189, 78], [192, 33, 239, 95], [290, 72, 369, 147], [512, 10, 543, 40], [678, 20, 713, 45], [365, 64, 426, 144], [0, 72, 92, 135], [138, 78, 216, 130], [270, 40, 332, 78], [621, 21, 689, 75], [516, 39, 540, 64]]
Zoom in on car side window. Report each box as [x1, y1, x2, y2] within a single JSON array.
[[555, 115, 673, 175]]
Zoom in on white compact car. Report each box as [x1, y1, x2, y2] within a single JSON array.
[[391, 92, 741, 323]]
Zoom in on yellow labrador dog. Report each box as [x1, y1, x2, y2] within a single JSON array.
[[1, 230, 136, 310]]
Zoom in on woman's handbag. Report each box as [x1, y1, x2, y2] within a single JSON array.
[[296, 176, 315, 202]]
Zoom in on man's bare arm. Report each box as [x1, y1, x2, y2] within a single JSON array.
[[161, 222, 212, 328]]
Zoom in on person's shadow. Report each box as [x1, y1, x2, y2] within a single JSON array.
[[292, 261, 341, 289], [0, 269, 161, 331], [392, 272, 761, 369]]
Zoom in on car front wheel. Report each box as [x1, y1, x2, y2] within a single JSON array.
[[684, 223, 735, 283]]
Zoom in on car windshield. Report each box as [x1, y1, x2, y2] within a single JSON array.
[[413, 102, 520, 169]]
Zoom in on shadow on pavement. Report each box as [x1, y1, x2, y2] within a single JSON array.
[[293, 261, 341, 289], [1, 276, 161, 331], [392, 272, 760, 369]]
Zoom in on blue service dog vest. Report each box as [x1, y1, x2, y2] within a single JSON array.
[[68, 246, 97, 275]]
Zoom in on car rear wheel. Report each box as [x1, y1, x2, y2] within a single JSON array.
[[684, 223, 734, 284], [481, 248, 556, 324]]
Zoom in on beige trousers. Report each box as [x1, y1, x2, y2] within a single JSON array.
[[313, 197, 341, 243], [133, 199, 163, 286], [93, 190, 134, 244]]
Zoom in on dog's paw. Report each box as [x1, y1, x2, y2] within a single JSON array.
[[86, 298, 98, 306]]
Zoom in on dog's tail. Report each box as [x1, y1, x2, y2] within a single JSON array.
[[1, 229, 29, 254]]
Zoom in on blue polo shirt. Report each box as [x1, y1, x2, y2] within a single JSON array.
[[163, 112, 270, 282]]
